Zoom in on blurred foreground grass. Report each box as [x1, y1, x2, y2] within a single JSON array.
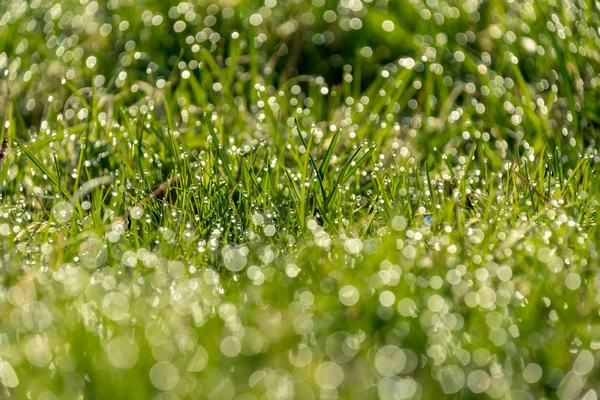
[[0, 0, 600, 399]]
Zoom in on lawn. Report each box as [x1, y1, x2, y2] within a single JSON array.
[[0, 0, 599, 398]]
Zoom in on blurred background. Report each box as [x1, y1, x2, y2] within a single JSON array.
[[1, 0, 599, 153]]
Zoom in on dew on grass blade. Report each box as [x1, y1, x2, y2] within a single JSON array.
[[436, 365, 465, 394], [427, 294, 444, 313], [397, 298, 418, 318], [78, 236, 107, 268], [289, 344, 313, 368], [130, 206, 144, 219], [314, 361, 344, 388], [0, 361, 18, 388], [198, 369, 235, 400], [339, 285, 359, 306], [467, 370, 490, 393], [344, 238, 362, 255], [107, 336, 139, 369], [53, 201, 73, 223], [187, 345, 209, 372], [121, 251, 137, 268], [22, 301, 52, 333], [150, 362, 179, 391], [582, 390, 598, 400], [285, 263, 300, 278], [220, 336, 241, 357], [379, 291, 395, 307], [375, 346, 406, 376], [325, 331, 353, 363], [573, 350, 594, 376], [557, 372, 583, 400], [240, 327, 264, 356], [222, 245, 248, 272], [25, 335, 52, 367], [381, 20, 395, 32], [102, 292, 129, 321]]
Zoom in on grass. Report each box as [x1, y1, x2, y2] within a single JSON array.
[[0, 0, 600, 398]]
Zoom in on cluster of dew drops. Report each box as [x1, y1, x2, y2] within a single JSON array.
[[0, 0, 599, 399]]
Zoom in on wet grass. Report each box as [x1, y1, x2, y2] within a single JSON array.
[[0, 0, 600, 399]]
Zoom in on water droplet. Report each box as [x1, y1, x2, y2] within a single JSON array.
[[22, 301, 52, 332], [467, 370, 490, 393], [437, 365, 465, 394], [338, 285, 359, 306], [150, 362, 179, 391], [314, 361, 344, 388], [53, 201, 73, 224], [573, 350, 594, 376], [0, 361, 19, 388], [375, 346, 406, 376], [25, 335, 52, 367], [102, 293, 129, 321], [344, 238, 363, 255], [107, 337, 139, 369], [130, 206, 144, 219]]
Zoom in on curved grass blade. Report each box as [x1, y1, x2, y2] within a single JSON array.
[[203, 115, 235, 186], [17, 141, 72, 200]]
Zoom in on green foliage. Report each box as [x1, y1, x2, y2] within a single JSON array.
[[0, 0, 599, 399]]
